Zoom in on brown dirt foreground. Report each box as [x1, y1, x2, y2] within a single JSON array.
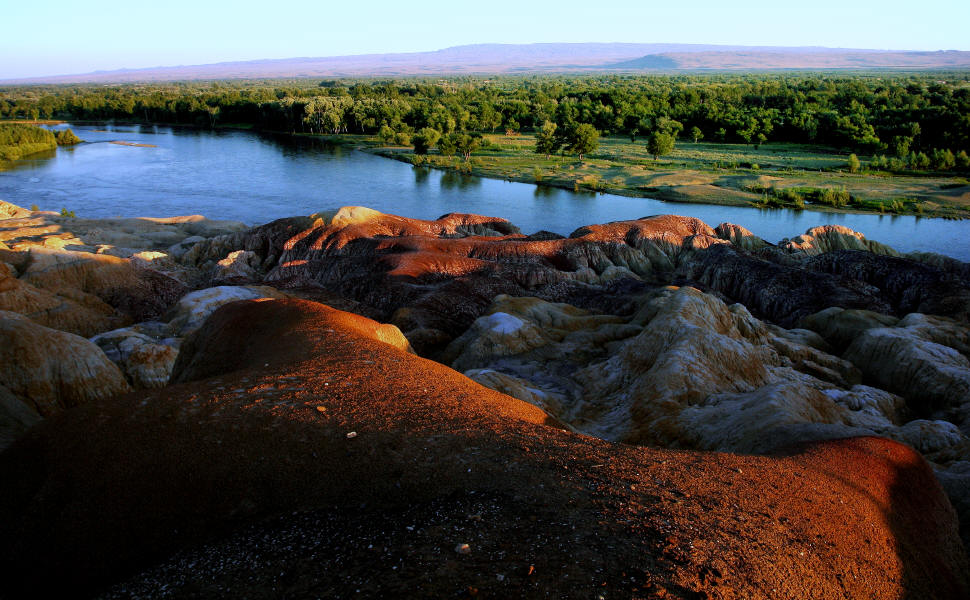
[[0, 298, 967, 599]]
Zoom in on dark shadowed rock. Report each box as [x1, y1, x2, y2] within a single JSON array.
[[678, 244, 891, 327], [805, 250, 970, 321], [800, 307, 901, 352]]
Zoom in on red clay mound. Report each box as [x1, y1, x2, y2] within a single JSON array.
[[0, 298, 966, 598], [262, 211, 917, 356]]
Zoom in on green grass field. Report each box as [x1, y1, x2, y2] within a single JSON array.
[[350, 133, 970, 219]]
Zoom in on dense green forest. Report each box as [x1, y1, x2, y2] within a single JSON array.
[[3, 74, 970, 179], [0, 123, 56, 160], [2, 74, 970, 160]]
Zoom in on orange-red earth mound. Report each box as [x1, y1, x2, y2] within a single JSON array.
[[0, 298, 966, 598]]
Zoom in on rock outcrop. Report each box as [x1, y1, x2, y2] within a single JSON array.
[[781, 224, 900, 257], [86, 285, 293, 388], [805, 249, 970, 320], [0, 258, 127, 336], [89, 325, 179, 389], [844, 319, 970, 423], [0, 204, 244, 336], [0, 209, 246, 255], [0, 200, 31, 219], [1, 298, 965, 598], [443, 287, 888, 449], [0, 310, 130, 448]]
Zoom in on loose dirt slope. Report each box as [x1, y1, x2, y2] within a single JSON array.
[[0, 298, 966, 598]]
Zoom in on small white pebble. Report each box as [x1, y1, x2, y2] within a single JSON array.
[[346, 431, 357, 439]]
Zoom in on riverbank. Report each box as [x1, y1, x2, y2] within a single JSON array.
[[8, 118, 966, 220], [314, 132, 970, 220]]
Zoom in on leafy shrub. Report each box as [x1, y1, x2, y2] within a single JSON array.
[[54, 129, 82, 145], [805, 187, 851, 208]]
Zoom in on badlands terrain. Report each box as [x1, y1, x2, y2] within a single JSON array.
[[1, 199, 969, 598]]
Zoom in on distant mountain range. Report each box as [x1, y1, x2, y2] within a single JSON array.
[[7, 43, 970, 83]]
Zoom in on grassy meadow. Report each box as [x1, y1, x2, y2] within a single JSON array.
[[356, 134, 970, 219]]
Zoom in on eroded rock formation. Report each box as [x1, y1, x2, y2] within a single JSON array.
[[0, 310, 130, 446], [4, 201, 970, 595], [1, 299, 965, 598]]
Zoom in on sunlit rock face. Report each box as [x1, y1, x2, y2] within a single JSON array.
[[781, 224, 900, 257], [0, 310, 130, 448], [714, 222, 768, 251], [0, 258, 124, 336], [0, 204, 245, 336], [1, 298, 966, 599]]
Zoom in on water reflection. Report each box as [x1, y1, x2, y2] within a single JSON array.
[[0, 149, 57, 172], [440, 171, 481, 190], [413, 167, 430, 185], [257, 132, 343, 157]]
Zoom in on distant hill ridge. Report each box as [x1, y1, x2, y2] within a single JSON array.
[[7, 42, 970, 83]]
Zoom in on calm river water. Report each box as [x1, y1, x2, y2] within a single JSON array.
[[1, 124, 967, 260]]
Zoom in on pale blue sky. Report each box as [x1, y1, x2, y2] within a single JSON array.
[[2, 0, 968, 78]]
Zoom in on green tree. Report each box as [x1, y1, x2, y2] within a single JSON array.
[[892, 136, 912, 158], [911, 151, 930, 170], [534, 121, 560, 158], [931, 148, 955, 170], [412, 127, 441, 155], [205, 105, 220, 128], [654, 116, 683, 138], [568, 123, 599, 160], [690, 126, 703, 143], [378, 125, 395, 145], [438, 133, 458, 156], [455, 133, 481, 161], [477, 102, 502, 133], [847, 153, 860, 173], [957, 150, 970, 170], [647, 131, 675, 160]]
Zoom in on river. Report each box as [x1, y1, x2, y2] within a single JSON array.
[[1, 123, 967, 260]]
